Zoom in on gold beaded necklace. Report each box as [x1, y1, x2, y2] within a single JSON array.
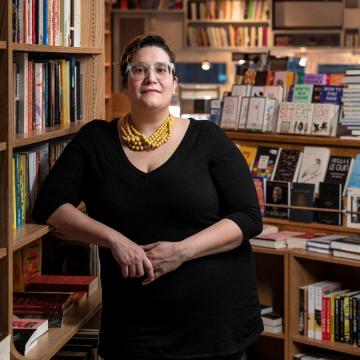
[[120, 113, 173, 151]]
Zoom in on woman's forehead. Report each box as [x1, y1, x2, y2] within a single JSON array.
[[131, 46, 170, 63]]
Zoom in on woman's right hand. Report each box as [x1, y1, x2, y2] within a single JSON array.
[[110, 237, 155, 283]]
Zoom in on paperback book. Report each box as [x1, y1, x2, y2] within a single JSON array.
[[289, 183, 315, 223], [265, 180, 290, 219], [317, 182, 342, 226]]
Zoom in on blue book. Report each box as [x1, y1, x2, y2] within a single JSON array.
[[348, 154, 360, 189], [320, 86, 343, 105], [43, 0, 48, 45]]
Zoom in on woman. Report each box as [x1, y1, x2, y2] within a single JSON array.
[[32, 34, 263, 360]]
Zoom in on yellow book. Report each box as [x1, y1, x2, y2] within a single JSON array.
[[12, 158, 16, 229], [238, 144, 258, 170], [60, 59, 70, 125]]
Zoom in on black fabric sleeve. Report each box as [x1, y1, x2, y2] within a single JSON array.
[[208, 123, 263, 241], [31, 126, 89, 224]]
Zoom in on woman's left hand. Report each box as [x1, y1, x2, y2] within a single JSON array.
[[141, 241, 186, 285]]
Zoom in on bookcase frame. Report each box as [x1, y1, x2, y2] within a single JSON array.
[[227, 131, 360, 359], [0, 1, 105, 359]]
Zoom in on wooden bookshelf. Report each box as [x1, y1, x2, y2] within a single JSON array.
[[16, 289, 102, 360], [262, 331, 285, 340], [111, 9, 185, 15], [0, 0, 105, 359], [105, 0, 112, 120]]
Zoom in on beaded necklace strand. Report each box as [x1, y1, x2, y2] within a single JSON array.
[[120, 113, 173, 151]]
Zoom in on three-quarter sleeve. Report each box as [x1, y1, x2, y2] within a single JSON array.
[[31, 127, 89, 224], [208, 124, 263, 241]]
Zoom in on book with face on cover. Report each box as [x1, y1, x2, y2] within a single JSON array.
[[265, 180, 290, 219]]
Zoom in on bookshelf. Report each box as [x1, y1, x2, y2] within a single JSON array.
[[0, 0, 105, 359], [227, 130, 360, 359], [105, 0, 112, 120]]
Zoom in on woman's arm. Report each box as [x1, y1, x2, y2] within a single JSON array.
[[47, 203, 154, 281]]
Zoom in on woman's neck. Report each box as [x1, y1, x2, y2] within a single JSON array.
[[130, 109, 171, 136]]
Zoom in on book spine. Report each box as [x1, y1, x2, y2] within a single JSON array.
[[308, 285, 315, 338]]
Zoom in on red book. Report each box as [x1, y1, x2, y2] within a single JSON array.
[[25, 275, 98, 295], [13, 292, 72, 311]]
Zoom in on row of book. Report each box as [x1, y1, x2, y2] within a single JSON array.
[[112, 0, 181, 10], [299, 281, 360, 346], [13, 0, 81, 46], [344, 29, 360, 48], [13, 138, 70, 228], [187, 24, 268, 48], [261, 305, 283, 334], [294, 352, 359, 360], [187, 0, 269, 21], [14, 54, 83, 135]]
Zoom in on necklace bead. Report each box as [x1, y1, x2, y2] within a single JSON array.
[[120, 113, 173, 151]]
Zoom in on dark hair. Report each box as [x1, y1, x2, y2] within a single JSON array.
[[120, 34, 176, 89]]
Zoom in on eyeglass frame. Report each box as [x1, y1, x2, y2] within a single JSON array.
[[125, 62, 176, 81]]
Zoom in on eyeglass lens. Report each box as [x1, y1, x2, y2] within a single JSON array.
[[130, 63, 172, 80]]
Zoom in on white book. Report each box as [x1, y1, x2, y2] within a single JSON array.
[[250, 86, 265, 97], [292, 103, 314, 135], [39, 0, 44, 44], [263, 85, 285, 103], [311, 103, 339, 137], [13, 53, 29, 134], [34, 62, 43, 130], [73, 0, 81, 47], [263, 324, 282, 334], [297, 146, 331, 193], [231, 84, 251, 97], [237, 97, 250, 130], [0, 334, 10, 360], [262, 98, 278, 132], [347, 187, 360, 229], [332, 249, 360, 260], [276, 102, 296, 134], [63, 0, 71, 46], [249, 238, 287, 249], [220, 96, 240, 130], [245, 97, 266, 131]]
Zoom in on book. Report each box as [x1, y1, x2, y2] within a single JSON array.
[[263, 324, 282, 334], [324, 155, 354, 196], [276, 102, 296, 134], [332, 249, 360, 261], [347, 187, 360, 229], [26, 275, 98, 295], [330, 236, 360, 253], [306, 247, 332, 255], [289, 183, 315, 223], [286, 232, 329, 250], [262, 312, 283, 326], [237, 96, 250, 129], [237, 144, 257, 169], [292, 84, 313, 103], [292, 103, 314, 135], [299, 286, 308, 336], [253, 177, 266, 216], [250, 230, 306, 249], [260, 304, 273, 315], [307, 234, 348, 250], [317, 182, 342, 226], [220, 96, 240, 130], [14, 310, 64, 328], [272, 149, 302, 183], [13, 318, 48, 355], [311, 103, 339, 137], [0, 334, 10, 360], [261, 97, 278, 132], [252, 146, 280, 180], [347, 154, 360, 189], [265, 180, 290, 219], [245, 96, 266, 131], [297, 146, 331, 193]]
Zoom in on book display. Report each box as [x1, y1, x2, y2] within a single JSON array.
[[0, 1, 104, 359]]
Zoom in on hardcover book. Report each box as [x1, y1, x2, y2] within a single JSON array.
[[297, 146, 331, 193], [262, 98, 278, 132], [292, 84, 314, 103], [252, 146, 280, 180], [311, 85, 323, 103], [286, 232, 329, 249], [320, 86, 343, 105], [253, 177, 266, 216], [276, 102, 296, 134], [245, 96, 266, 131], [311, 103, 339, 137], [238, 144, 257, 169], [220, 96, 240, 130], [289, 183, 315, 223], [347, 154, 360, 189], [317, 182, 342, 226], [237, 96, 250, 130], [292, 103, 314, 135], [324, 155, 354, 196], [330, 236, 360, 253], [272, 149, 302, 183], [265, 180, 290, 219], [347, 187, 360, 229]]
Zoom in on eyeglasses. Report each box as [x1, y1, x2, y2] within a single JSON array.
[[126, 62, 175, 81]]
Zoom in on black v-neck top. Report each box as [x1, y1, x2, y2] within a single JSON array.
[[32, 118, 263, 359]]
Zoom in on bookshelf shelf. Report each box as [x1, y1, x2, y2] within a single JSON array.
[[252, 246, 287, 256], [0, 142, 6, 151], [12, 223, 51, 252], [226, 131, 360, 148], [21, 289, 102, 360], [0, 41, 6, 49], [111, 9, 185, 15], [261, 331, 285, 340], [11, 44, 103, 55], [0, 248, 6, 259], [186, 19, 269, 25], [263, 218, 360, 235], [291, 249, 360, 268], [14, 121, 87, 148], [292, 334, 360, 357]]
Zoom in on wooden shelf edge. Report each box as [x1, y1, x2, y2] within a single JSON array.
[[14, 121, 88, 148], [0, 142, 7, 151], [292, 334, 360, 356], [12, 290, 102, 360], [0, 248, 7, 259], [10, 44, 102, 54], [12, 223, 51, 251], [226, 131, 360, 148], [263, 218, 360, 235], [111, 9, 185, 14], [290, 249, 360, 267], [187, 19, 269, 24], [0, 41, 6, 49], [252, 246, 287, 256], [261, 331, 285, 340]]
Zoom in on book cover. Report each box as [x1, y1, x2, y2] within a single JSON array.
[[317, 182, 342, 226], [231, 84, 251, 97], [320, 86, 343, 105], [292, 84, 314, 103], [324, 155, 353, 196], [265, 180, 290, 219], [304, 73, 328, 85], [292, 103, 314, 135], [289, 183, 315, 223], [347, 154, 360, 189], [307, 234, 348, 250], [252, 146, 280, 180], [25, 275, 98, 295], [311, 103, 339, 137], [286, 232, 329, 249], [255, 230, 306, 241], [262, 98, 277, 132], [297, 146, 331, 193], [13, 292, 72, 311], [237, 96, 250, 129], [311, 85, 323, 103], [220, 96, 240, 130], [253, 177, 265, 216], [331, 236, 360, 253], [272, 149, 302, 183], [263, 85, 284, 103], [245, 96, 266, 131], [347, 187, 360, 229], [299, 286, 308, 336], [238, 144, 257, 169], [276, 102, 296, 134], [262, 312, 283, 326]]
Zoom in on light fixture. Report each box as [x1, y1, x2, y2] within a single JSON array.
[[201, 61, 211, 71], [299, 57, 307, 67], [238, 59, 246, 65]]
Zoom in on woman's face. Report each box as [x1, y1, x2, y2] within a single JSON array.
[[125, 46, 177, 112]]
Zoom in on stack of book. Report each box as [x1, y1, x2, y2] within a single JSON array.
[[330, 236, 360, 261], [340, 69, 360, 139], [250, 230, 306, 249], [306, 234, 349, 255], [262, 312, 283, 334]]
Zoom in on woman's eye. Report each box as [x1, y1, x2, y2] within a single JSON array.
[[133, 66, 145, 73], [156, 66, 167, 73]]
